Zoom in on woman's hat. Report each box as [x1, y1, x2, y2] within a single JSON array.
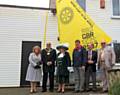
[[56, 43, 69, 50]]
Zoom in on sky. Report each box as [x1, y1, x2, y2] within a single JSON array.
[[0, 0, 50, 8]]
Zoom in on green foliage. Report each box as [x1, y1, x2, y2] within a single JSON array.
[[109, 80, 120, 95]]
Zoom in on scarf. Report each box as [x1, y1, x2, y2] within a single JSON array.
[[74, 45, 82, 51]]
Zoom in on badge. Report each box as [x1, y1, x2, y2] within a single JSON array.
[[47, 52, 50, 55]]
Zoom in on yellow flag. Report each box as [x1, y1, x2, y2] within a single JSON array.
[[56, 0, 112, 56]]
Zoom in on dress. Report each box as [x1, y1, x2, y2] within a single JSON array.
[[26, 53, 42, 82], [56, 52, 71, 84]]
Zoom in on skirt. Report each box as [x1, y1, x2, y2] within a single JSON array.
[[57, 75, 69, 84]]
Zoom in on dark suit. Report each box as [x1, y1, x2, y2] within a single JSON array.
[[85, 50, 97, 90], [41, 48, 56, 91]]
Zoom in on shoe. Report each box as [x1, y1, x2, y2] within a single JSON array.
[[103, 90, 108, 93], [101, 90, 108, 93], [74, 90, 80, 93], [42, 89, 47, 92], [62, 91, 64, 93], [57, 89, 61, 93], [33, 89, 38, 93], [80, 89, 84, 92], [92, 88, 97, 92], [30, 90, 34, 94], [49, 89, 54, 92], [57, 90, 61, 93], [86, 89, 90, 92]]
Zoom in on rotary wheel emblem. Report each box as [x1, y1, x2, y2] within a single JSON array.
[[60, 7, 74, 24]]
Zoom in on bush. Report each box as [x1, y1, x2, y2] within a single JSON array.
[[109, 80, 120, 95]]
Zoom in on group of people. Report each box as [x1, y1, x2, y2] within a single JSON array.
[[25, 39, 116, 93]]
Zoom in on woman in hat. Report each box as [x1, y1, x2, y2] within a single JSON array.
[[26, 46, 42, 93], [56, 44, 71, 93]]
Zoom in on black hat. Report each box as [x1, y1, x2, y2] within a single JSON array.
[[56, 43, 69, 50]]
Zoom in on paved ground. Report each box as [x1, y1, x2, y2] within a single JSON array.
[[0, 87, 108, 95]]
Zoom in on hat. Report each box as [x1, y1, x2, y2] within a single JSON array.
[[56, 43, 69, 50]]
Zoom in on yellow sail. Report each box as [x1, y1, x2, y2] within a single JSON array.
[[56, 0, 112, 56]]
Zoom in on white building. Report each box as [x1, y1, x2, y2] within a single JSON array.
[[0, 0, 120, 87]]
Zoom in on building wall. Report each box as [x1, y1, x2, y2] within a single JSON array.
[[45, 12, 59, 48], [0, 0, 120, 87], [0, 7, 58, 87], [86, 0, 120, 42]]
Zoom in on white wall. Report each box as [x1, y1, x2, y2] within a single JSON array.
[[86, 0, 120, 42], [0, 7, 47, 87]]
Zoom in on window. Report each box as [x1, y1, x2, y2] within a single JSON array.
[[112, 0, 120, 17], [76, 0, 86, 11]]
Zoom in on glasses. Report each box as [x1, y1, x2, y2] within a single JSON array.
[[101, 42, 106, 44]]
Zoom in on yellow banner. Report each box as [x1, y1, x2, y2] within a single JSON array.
[[56, 0, 112, 55]]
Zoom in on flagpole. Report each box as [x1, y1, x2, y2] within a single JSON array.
[[43, 12, 48, 48]]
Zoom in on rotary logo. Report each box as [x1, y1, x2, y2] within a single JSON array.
[[60, 7, 74, 24]]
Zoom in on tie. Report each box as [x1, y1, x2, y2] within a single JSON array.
[[88, 51, 92, 60]]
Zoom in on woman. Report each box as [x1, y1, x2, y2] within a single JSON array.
[[26, 46, 42, 93], [56, 44, 71, 93]]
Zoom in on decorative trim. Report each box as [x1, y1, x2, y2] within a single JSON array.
[[0, 4, 51, 10]]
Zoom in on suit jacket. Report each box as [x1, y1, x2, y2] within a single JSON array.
[[57, 52, 71, 76], [98, 46, 116, 69], [85, 50, 97, 72], [41, 48, 56, 73]]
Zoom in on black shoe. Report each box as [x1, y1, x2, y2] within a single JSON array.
[[86, 89, 90, 92], [49, 89, 54, 92], [57, 90, 61, 93], [101, 90, 108, 93], [42, 89, 47, 92], [92, 88, 97, 92], [74, 90, 80, 93], [80, 89, 85, 92], [103, 90, 108, 93]]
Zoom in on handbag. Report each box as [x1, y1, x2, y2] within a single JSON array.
[[34, 65, 41, 69], [34, 61, 42, 69]]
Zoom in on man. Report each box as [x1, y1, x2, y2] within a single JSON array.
[[85, 43, 97, 92], [98, 40, 116, 92], [41, 42, 56, 92], [72, 40, 87, 92]]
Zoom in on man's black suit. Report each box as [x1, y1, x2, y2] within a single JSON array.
[[85, 50, 97, 90], [41, 48, 56, 91]]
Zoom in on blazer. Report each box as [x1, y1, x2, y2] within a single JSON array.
[[85, 50, 97, 72], [41, 48, 56, 73], [98, 46, 116, 69]]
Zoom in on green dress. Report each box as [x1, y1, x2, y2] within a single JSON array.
[[56, 52, 71, 84]]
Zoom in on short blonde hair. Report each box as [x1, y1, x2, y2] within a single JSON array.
[[32, 46, 41, 53]]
